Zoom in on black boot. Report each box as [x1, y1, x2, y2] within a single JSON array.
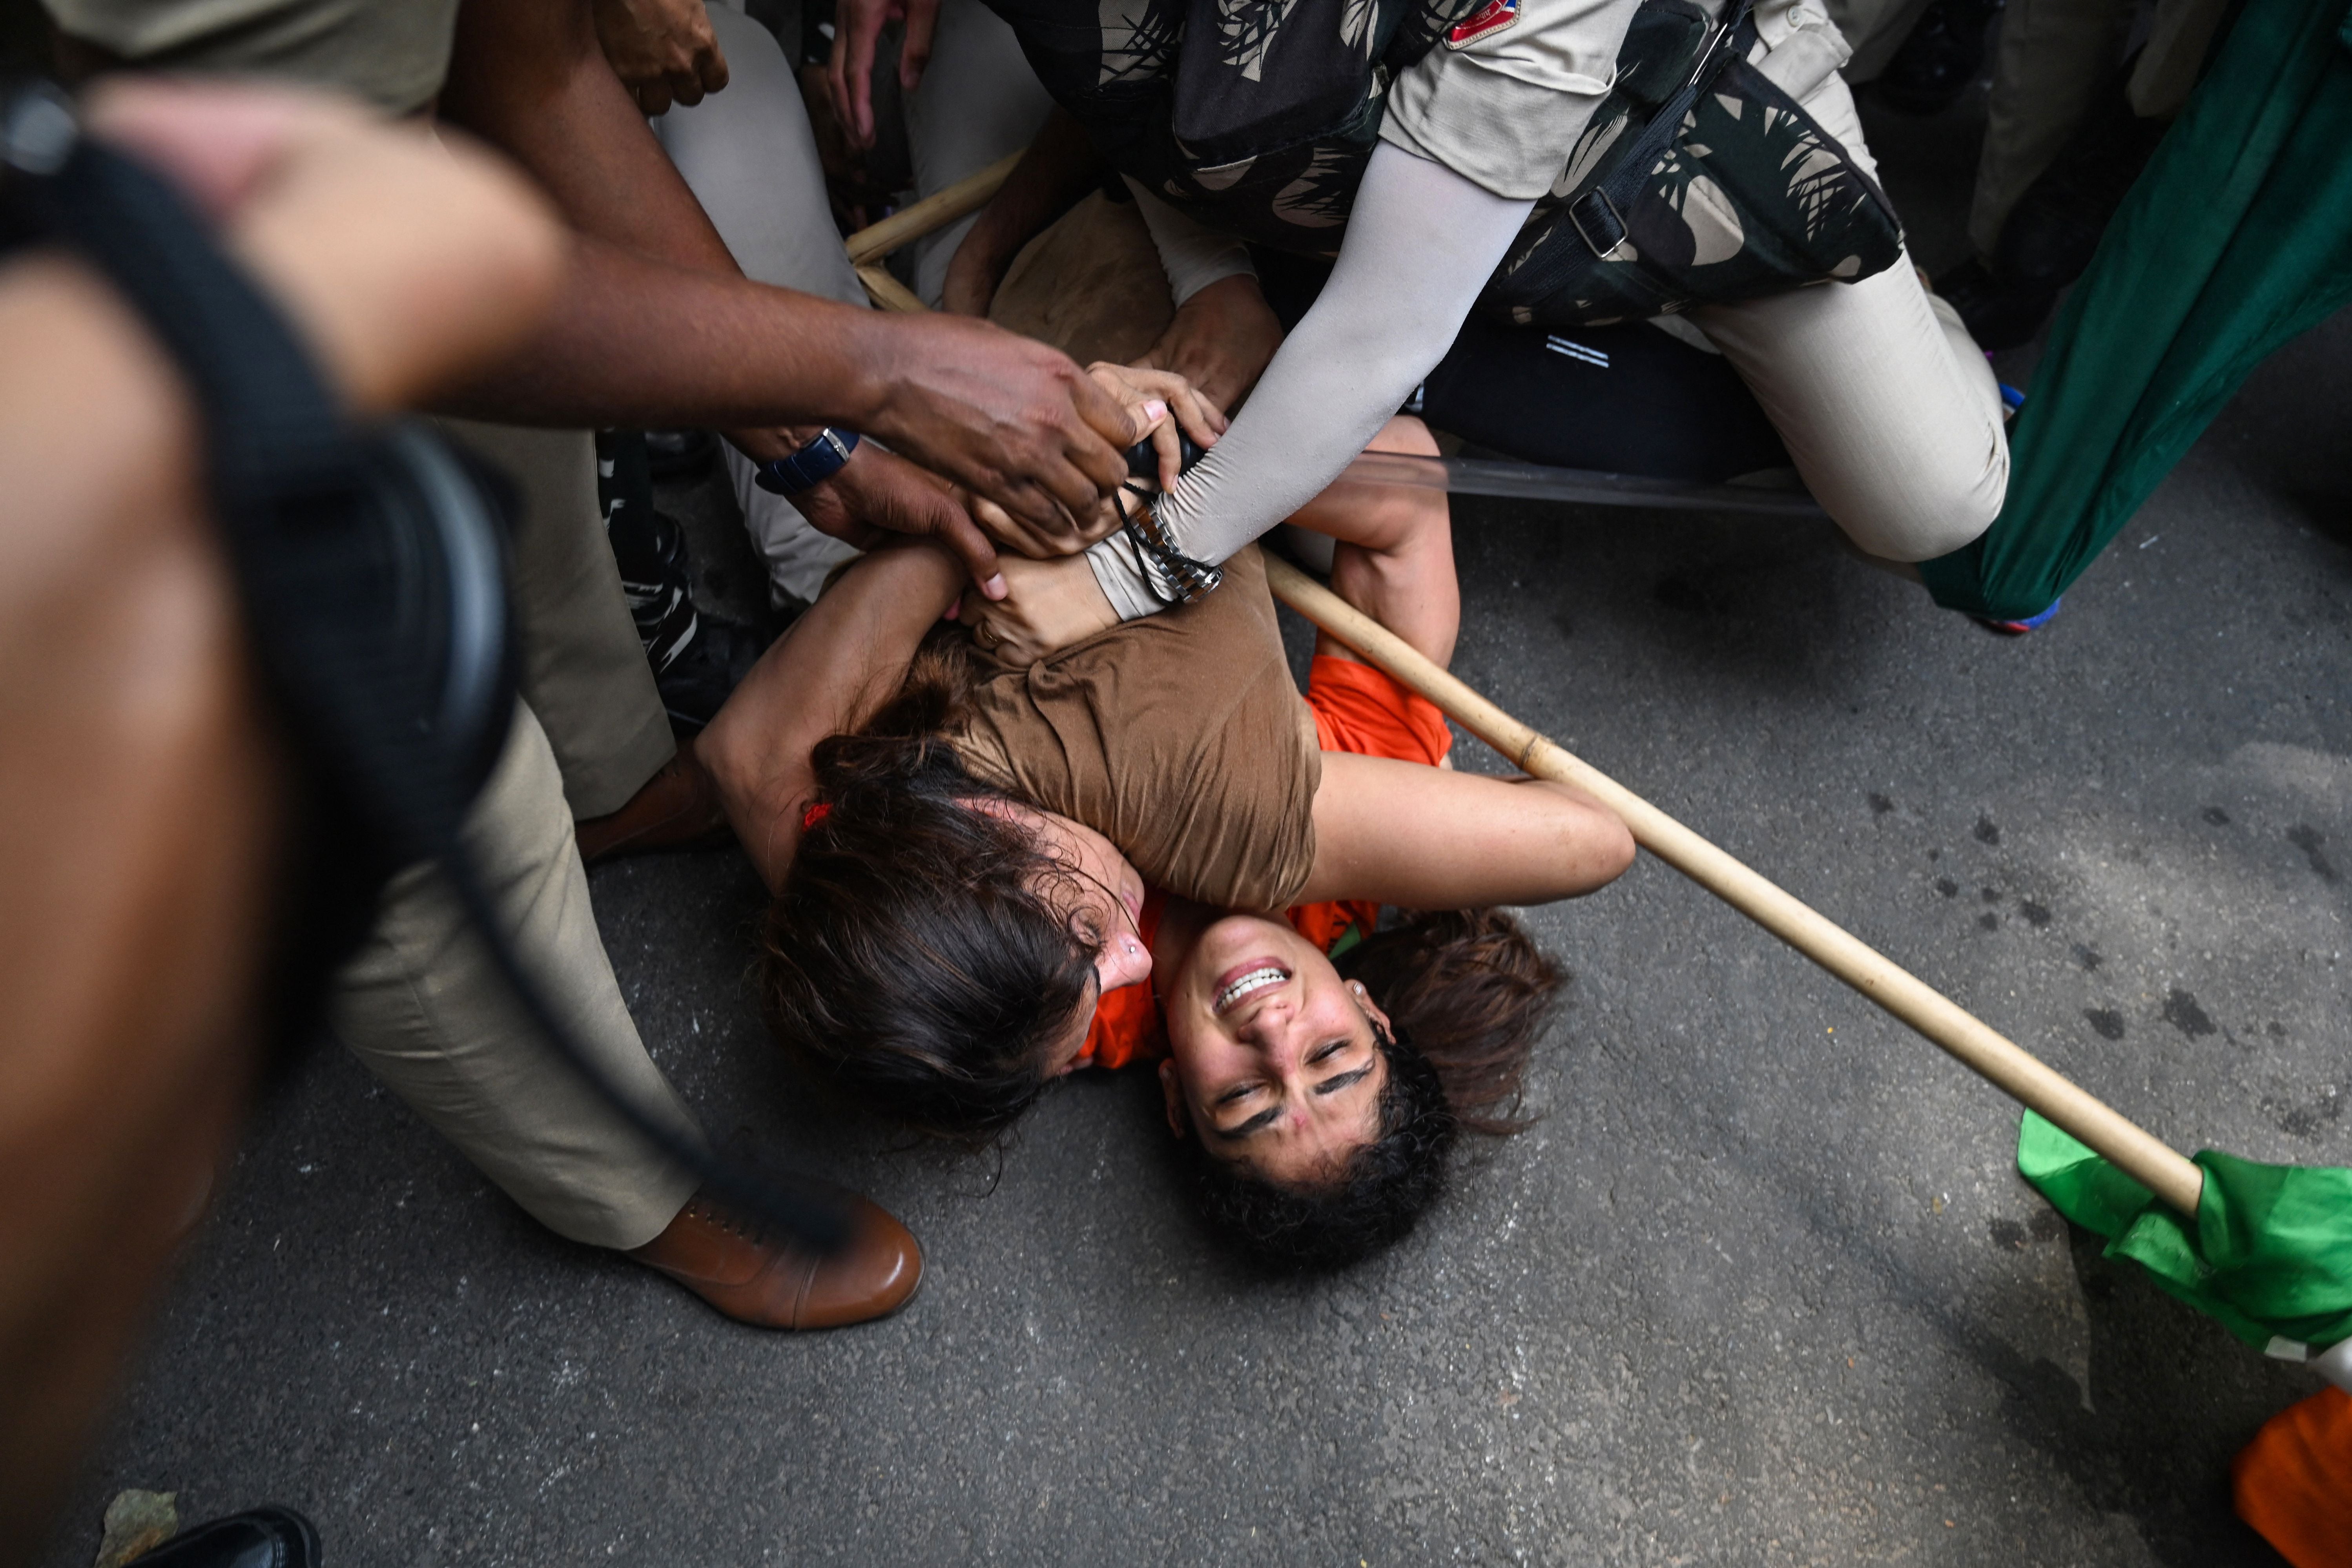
[[597, 431, 772, 734], [1876, 0, 2005, 115], [134, 1506, 320, 1568]]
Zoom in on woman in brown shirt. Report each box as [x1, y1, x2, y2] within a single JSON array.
[[698, 470, 1632, 1261]]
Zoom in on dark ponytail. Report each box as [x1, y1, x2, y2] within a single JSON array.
[[756, 632, 1100, 1141], [1339, 908, 1559, 1134]]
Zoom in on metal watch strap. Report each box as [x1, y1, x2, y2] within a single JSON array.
[[1115, 483, 1223, 605]]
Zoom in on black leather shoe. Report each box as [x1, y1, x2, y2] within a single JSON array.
[[1944, 64, 2169, 349], [135, 1506, 320, 1568], [1935, 257, 2060, 353]]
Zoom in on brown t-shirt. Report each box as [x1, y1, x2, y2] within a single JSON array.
[[952, 546, 1321, 912]]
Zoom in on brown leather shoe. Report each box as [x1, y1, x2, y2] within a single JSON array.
[[628, 1189, 922, 1329], [576, 747, 730, 866]]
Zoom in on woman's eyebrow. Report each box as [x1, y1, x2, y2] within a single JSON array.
[[1313, 1065, 1373, 1097], [1214, 1105, 1283, 1141]]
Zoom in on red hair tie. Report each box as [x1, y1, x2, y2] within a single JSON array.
[[801, 801, 831, 830]]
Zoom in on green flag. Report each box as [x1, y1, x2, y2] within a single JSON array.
[[2018, 1112, 2352, 1354], [1919, 0, 2352, 621]]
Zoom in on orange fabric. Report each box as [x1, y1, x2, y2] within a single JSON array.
[[1305, 654, 1454, 768], [2235, 1386, 2352, 1568], [1082, 656, 1448, 1070], [1083, 889, 1168, 1070], [1293, 655, 1452, 952]]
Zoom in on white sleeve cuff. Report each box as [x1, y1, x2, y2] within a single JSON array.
[[1085, 533, 1171, 622], [1125, 178, 1260, 306]]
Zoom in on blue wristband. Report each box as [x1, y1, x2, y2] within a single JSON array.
[[754, 428, 860, 495]]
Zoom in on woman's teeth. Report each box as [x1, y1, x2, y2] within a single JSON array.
[[1214, 967, 1287, 1013]]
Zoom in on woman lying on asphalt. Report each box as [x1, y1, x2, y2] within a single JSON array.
[[697, 394, 1632, 1266]]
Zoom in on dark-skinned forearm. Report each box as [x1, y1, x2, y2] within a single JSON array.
[[434, 234, 889, 430], [947, 108, 1104, 309], [443, 0, 740, 272]]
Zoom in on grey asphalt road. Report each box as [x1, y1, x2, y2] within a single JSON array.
[[36, 114, 2352, 1568]]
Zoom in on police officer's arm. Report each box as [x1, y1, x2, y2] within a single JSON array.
[[437, 0, 1138, 546]]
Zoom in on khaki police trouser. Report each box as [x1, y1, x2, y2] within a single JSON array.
[[1693, 50, 2011, 563], [328, 426, 696, 1252]]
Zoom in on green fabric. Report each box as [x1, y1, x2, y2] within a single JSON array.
[[1919, 0, 2352, 621], [2018, 1112, 2352, 1352]]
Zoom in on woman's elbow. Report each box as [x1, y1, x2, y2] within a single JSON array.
[[1531, 786, 1636, 897], [1578, 807, 1638, 892]]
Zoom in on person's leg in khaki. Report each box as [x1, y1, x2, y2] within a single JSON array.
[[438, 418, 730, 859], [1967, 0, 2139, 257], [1691, 69, 2010, 565], [331, 704, 921, 1326], [442, 421, 674, 816]]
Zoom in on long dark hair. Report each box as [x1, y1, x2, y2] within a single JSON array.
[[1182, 908, 1561, 1271], [1338, 908, 1557, 1134], [755, 633, 1100, 1140]]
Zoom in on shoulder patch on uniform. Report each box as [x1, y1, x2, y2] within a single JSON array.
[[1446, 0, 1520, 48]]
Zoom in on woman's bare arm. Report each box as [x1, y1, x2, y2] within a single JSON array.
[[1299, 758, 1634, 908], [696, 543, 965, 889], [1286, 413, 1458, 672]]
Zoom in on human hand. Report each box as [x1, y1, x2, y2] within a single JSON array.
[[1134, 273, 1284, 416], [828, 0, 941, 149], [785, 441, 1008, 598], [0, 81, 563, 1539], [593, 0, 730, 116], [1085, 361, 1225, 491], [960, 361, 1221, 556], [857, 309, 1138, 552], [84, 79, 564, 412], [956, 553, 1118, 665]]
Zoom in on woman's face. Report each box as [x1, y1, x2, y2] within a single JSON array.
[[989, 804, 1153, 1074], [1157, 913, 1391, 1187]]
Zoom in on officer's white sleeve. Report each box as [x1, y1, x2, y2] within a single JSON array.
[[1088, 142, 1532, 616]]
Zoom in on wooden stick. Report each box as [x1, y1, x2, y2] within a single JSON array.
[[1262, 553, 2207, 1216], [843, 151, 1023, 266], [854, 263, 927, 314]]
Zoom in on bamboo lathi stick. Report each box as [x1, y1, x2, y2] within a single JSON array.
[[830, 151, 2200, 1212], [854, 263, 926, 314], [1262, 552, 2207, 1217], [842, 151, 1023, 269]]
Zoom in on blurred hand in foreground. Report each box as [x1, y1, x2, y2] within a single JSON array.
[[0, 78, 561, 1558]]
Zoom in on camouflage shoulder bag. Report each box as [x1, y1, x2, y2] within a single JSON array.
[[1480, 0, 1907, 328]]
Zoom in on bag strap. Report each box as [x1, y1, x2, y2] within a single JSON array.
[[1566, 0, 1759, 257]]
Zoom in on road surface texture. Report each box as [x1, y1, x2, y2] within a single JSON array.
[[36, 81, 2352, 1568]]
